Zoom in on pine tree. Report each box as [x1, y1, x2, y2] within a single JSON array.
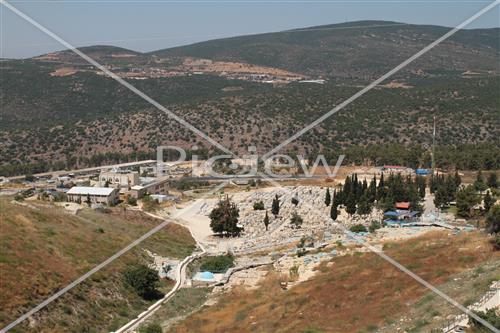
[[263, 211, 270, 231], [434, 186, 447, 208], [209, 196, 241, 236], [487, 173, 498, 189], [456, 185, 480, 218], [330, 203, 338, 221], [454, 170, 462, 188], [484, 191, 494, 212], [474, 170, 487, 192], [416, 175, 426, 199], [271, 194, 280, 217], [325, 188, 331, 206]]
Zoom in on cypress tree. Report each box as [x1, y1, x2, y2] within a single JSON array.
[[325, 188, 331, 206], [271, 194, 280, 217], [484, 191, 494, 212], [345, 191, 357, 216], [369, 174, 377, 202], [330, 203, 338, 221], [263, 211, 270, 231]]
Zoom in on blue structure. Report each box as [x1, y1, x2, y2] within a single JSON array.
[[193, 271, 215, 282], [416, 168, 430, 175], [383, 210, 420, 226]]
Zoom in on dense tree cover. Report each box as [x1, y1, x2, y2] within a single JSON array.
[[1, 142, 498, 177], [334, 172, 425, 215], [331, 143, 500, 171], [123, 265, 161, 300], [430, 172, 462, 208], [209, 196, 241, 236]]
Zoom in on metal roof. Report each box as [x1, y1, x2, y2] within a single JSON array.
[[67, 186, 116, 196]]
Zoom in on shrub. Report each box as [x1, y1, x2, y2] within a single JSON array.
[[140, 323, 162, 333], [199, 254, 234, 273], [253, 200, 265, 210], [127, 196, 138, 206], [350, 224, 368, 233], [469, 308, 500, 332], [142, 195, 159, 212], [369, 221, 381, 233], [491, 234, 500, 251], [486, 204, 500, 234], [123, 264, 161, 300], [290, 212, 303, 229]]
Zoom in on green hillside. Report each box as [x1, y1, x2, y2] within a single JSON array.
[[0, 21, 499, 175], [151, 20, 500, 77]]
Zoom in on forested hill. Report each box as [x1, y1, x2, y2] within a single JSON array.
[[150, 20, 500, 77], [0, 21, 499, 175]]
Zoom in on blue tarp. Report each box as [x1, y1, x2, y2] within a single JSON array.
[[384, 210, 420, 218], [416, 169, 430, 175], [384, 211, 401, 217]]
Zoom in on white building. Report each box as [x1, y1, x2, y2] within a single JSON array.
[[66, 186, 119, 205], [99, 170, 139, 189]]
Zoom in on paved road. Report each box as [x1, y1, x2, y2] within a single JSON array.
[[7, 160, 156, 180], [113, 211, 206, 333]]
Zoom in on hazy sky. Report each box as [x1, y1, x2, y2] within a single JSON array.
[[0, 0, 499, 59]]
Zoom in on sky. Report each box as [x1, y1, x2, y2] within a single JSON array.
[[0, 0, 499, 59]]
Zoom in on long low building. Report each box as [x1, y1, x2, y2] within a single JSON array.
[[129, 177, 170, 199], [66, 186, 119, 205]]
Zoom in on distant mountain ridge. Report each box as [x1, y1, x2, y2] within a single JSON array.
[[30, 20, 500, 78], [149, 20, 499, 77]]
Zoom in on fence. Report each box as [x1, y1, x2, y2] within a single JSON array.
[[442, 282, 499, 332]]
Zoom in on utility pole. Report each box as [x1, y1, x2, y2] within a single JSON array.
[[431, 116, 436, 176]]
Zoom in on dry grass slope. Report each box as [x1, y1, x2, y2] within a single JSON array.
[[0, 198, 196, 332], [169, 231, 499, 333]]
